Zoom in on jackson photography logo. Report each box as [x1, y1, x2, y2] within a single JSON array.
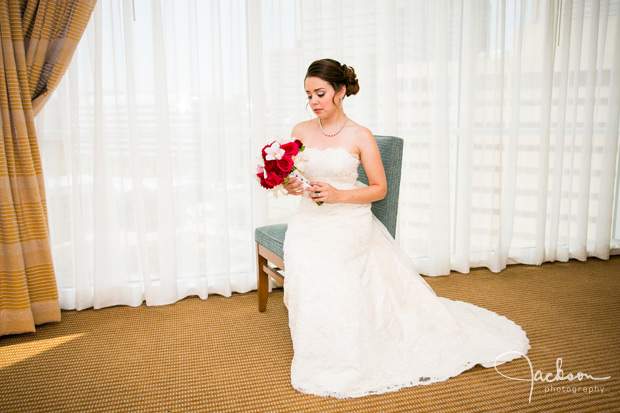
[[494, 351, 611, 403]]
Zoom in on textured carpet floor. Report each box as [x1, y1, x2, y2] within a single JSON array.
[[1, 257, 619, 412]]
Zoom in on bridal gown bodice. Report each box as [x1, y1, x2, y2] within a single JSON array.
[[282, 146, 530, 399]]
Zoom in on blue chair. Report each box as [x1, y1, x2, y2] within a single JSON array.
[[255, 135, 404, 311]]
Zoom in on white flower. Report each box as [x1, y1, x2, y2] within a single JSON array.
[[256, 163, 268, 179], [277, 136, 296, 145], [293, 154, 308, 173], [264, 142, 285, 160]]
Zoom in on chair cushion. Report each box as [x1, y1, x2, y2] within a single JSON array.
[[255, 223, 288, 259]]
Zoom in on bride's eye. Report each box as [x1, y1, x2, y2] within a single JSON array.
[[318, 93, 324, 98]]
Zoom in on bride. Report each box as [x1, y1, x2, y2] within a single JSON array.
[[281, 58, 530, 399]]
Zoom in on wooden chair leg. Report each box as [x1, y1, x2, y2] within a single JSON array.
[[257, 246, 269, 312]]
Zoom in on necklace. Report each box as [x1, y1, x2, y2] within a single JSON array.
[[319, 114, 348, 137]]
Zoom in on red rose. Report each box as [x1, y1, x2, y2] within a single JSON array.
[[280, 141, 300, 157], [276, 155, 294, 173], [265, 171, 282, 187], [257, 172, 268, 188], [264, 159, 278, 172]]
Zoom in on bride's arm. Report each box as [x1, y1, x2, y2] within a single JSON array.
[[310, 129, 387, 204]]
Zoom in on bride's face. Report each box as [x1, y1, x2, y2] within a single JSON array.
[[305, 76, 343, 118]]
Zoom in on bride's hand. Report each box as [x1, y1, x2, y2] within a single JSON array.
[[283, 177, 304, 196], [308, 181, 340, 203]]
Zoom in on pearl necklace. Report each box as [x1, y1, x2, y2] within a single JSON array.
[[319, 114, 348, 137]]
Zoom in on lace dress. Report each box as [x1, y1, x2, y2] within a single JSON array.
[[282, 146, 530, 399]]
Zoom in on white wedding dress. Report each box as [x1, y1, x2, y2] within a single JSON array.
[[282, 146, 530, 399]]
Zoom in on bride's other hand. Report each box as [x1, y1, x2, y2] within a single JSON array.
[[283, 177, 304, 195], [308, 181, 340, 203]]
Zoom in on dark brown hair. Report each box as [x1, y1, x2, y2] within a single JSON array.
[[305, 59, 360, 99]]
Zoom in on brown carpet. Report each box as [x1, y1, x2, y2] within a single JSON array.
[[1, 257, 619, 412]]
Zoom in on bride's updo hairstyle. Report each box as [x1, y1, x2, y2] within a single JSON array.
[[305, 59, 360, 102]]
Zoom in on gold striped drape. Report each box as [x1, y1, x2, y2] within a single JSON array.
[[0, 0, 96, 336]]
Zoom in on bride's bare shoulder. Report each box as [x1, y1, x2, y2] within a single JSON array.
[[345, 119, 375, 147], [291, 119, 314, 140]]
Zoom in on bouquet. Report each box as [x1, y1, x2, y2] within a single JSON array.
[[255, 137, 321, 204]]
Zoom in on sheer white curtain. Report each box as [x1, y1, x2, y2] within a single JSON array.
[[37, 0, 258, 310], [36, 0, 619, 310]]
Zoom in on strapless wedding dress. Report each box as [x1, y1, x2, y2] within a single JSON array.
[[282, 146, 530, 399]]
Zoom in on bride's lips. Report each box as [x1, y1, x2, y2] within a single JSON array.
[[313, 108, 322, 114]]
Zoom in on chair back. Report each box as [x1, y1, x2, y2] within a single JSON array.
[[357, 135, 404, 238]]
